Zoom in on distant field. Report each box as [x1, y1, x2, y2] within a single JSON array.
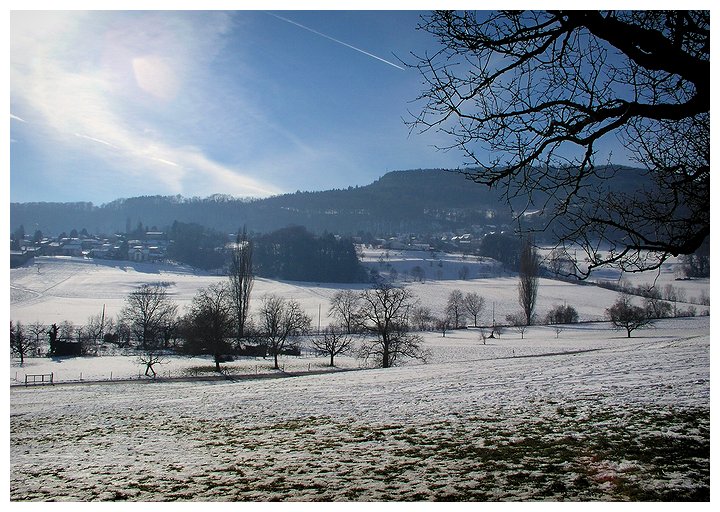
[[10, 254, 710, 326]]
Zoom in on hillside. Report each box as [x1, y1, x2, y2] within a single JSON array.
[[10, 253, 709, 327], [10, 166, 652, 238], [11, 314, 710, 500]]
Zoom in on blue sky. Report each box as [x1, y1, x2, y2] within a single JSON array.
[[10, 9, 466, 204]]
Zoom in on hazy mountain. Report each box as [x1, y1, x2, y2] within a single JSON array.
[[10, 166, 650, 238]]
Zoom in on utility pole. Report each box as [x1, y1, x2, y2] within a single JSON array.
[[490, 301, 496, 338]]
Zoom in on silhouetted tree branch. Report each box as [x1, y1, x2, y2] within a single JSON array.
[[408, 10, 709, 277]]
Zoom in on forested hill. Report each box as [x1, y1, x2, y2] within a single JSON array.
[[10, 166, 648, 237]]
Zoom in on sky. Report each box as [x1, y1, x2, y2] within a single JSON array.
[[9, 7, 469, 204]]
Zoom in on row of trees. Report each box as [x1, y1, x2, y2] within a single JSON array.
[[253, 226, 367, 283]]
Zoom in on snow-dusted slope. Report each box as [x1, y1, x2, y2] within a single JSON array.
[[10, 316, 709, 500], [10, 255, 709, 326]]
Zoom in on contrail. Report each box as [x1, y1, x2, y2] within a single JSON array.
[[266, 12, 405, 71]]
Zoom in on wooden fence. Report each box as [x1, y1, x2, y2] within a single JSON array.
[[24, 373, 54, 386]]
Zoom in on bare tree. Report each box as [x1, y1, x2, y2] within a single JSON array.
[[458, 265, 470, 280], [258, 295, 312, 370], [546, 248, 574, 278], [82, 313, 107, 356], [27, 321, 46, 356], [228, 226, 254, 342], [328, 289, 362, 334], [410, 305, 435, 331], [445, 289, 465, 329], [10, 321, 32, 365], [607, 295, 654, 338], [137, 350, 168, 379], [434, 315, 451, 338], [121, 283, 178, 350], [182, 283, 234, 372], [505, 313, 529, 339], [410, 265, 426, 283], [358, 283, 428, 368], [59, 320, 75, 343], [463, 292, 485, 327], [312, 324, 353, 367], [409, 11, 709, 277], [643, 297, 672, 320], [478, 327, 488, 345], [518, 238, 540, 325]]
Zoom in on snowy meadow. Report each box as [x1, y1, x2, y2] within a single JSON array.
[[9, 256, 711, 501]]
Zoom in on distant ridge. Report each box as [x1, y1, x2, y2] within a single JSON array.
[[10, 166, 650, 237]]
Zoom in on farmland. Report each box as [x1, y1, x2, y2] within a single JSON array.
[[9, 255, 711, 501]]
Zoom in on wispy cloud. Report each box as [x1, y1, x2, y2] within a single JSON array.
[[10, 11, 281, 199], [10, 113, 26, 122], [266, 12, 405, 71]]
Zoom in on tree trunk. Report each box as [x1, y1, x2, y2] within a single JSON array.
[[382, 337, 390, 368]]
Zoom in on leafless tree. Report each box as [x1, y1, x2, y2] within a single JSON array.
[[59, 320, 75, 342], [458, 265, 470, 280], [121, 283, 178, 350], [328, 289, 362, 334], [228, 226, 254, 342], [478, 327, 488, 345], [182, 283, 234, 372], [312, 324, 353, 367], [518, 238, 540, 325], [26, 321, 46, 355], [258, 295, 312, 370], [643, 297, 673, 320], [81, 313, 108, 356], [546, 248, 574, 277], [10, 321, 32, 365], [463, 292, 485, 327], [445, 289, 465, 329], [434, 315, 451, 338], [358, 283, 429, 368], [506, 312, 529, 339], [410, 265, 426, 283], [607, 295, 654, 337], [137, 350, 168, 379], [410, 305, 435, 331], [409, 11, 709, 277]]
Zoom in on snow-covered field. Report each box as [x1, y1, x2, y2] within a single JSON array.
[[10, 255, 709, 327], [9, 256, 711, 501], [10, 316, 710, 501]]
